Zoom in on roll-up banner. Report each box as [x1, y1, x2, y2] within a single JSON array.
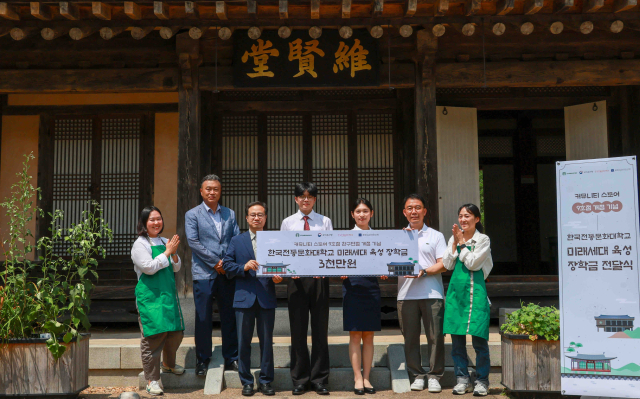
[[557, 156, 640, 397]]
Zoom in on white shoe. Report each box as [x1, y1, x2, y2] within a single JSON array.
[[452, 380, 473, 395], [161, 363, 185, 375], [146, 380, 164, 396], [410, 378, 425, 391], [427, 378, 442, 393], [473, 381, 488, 396]]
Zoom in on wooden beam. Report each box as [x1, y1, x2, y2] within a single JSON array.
[[436, 59, 640, 88], [92, 2, 111, 20], [185, 1, 199, 18], [492, 22, 506, 35], [160, 26, 180, 39], [613, 0, 637, 12], [247, 0, 256, 14], [309, 25, 322, 38], [496, 0, 515, 15], [216, 1, 228, 20], [278, 25, 291, 38], [399, 24, 413, 37], [189, 26, 204, 39], [154, 1, 169, 19], [342, 0, 351, 18], [549, 20, 564, 34], [432, 23, 446, 37], [30, 2, 52, 21], [554, 0, 574, 13], [435, 0, 449, 16], [248, 26, 262, 39], [583, 0, 605, 12], [10, 27, 37, 40], [465, 0, 481, 16], [69, 26, 97, 40], [124, 2, 142, 20], [279, 0, 288, 18], [0, 3, 18, 20], [218, 26, 233, 39], [59, 2, 79, 20], [311, 0, 320, 19], [524, 0, 544, 14], [596, 19, 624, 33], [99, 26, 125, 39], [405, 0, 417, 16], [131, 26, 154, 40], [373, 0, 384, 16], [41, 27, 68, 40]]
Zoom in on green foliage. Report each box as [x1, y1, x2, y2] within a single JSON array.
[[0, 154, 112, 359], [500, 302, 560, 341]]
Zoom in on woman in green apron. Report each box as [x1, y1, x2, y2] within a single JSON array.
[[131, 206, 185, 396], [442, 204, 493, 397]]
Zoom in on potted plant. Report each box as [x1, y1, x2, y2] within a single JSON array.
[[0, 154, 112, 397], [500, 302, 561, 392]]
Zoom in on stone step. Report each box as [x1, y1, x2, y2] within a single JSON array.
[[223, 367, 392, 391], [92, 341, 502, 371], [138, 369, 205, 390], [222, 367, 502, 391]]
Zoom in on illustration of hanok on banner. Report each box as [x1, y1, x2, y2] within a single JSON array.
[[233, 28, 379, 88]]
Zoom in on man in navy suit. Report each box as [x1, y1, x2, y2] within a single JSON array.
[[185, 174, 241, 376], [224, 201, 282, 397]]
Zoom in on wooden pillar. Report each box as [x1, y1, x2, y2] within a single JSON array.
[[415, 29, 438, 229], [175, 33, 201, 297]]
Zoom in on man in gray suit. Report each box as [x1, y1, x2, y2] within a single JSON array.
[[185, 174, 241, 376]]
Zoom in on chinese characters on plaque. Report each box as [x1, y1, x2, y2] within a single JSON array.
[[234, 29, 379, 87]]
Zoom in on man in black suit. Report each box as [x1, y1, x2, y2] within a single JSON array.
[[223, 201, 283, 397]]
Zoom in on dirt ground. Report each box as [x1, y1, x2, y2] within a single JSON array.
[[80, 387, 507, 399]]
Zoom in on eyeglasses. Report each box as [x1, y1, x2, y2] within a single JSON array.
[[249, 213, 266, 219], [405, 206, 424, 212], [297, 196, 315, 201]]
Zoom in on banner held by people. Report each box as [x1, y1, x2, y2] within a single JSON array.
[[256, 230, 419, 277]]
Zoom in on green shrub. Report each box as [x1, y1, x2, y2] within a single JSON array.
[[500, 302, 560, 341], [0, 153, 112, 359]]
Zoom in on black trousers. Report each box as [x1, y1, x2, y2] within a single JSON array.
[[287, 277, 330, 386], [193, 277, 238, 366]]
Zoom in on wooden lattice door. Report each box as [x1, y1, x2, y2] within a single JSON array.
[[39, 114, 153, 285], [216, 109, 399, 230]]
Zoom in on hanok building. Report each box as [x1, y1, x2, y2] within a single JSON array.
[[595, 314, 635, 332], [1, 1, 640, 323], [566, 353, 617, 372]]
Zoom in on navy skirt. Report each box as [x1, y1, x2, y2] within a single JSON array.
[[342, 277, 382, 332]]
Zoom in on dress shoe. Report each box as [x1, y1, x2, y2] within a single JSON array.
[[195, 360, 209, 376], [242, 384, 255, 396], [292, 384, 307, 395], [354, 387, 365, 395], [364, 387, 376, 394], [258, 383, 275, 396], [312, 383, 329, 395], [227, 360, 240, 372]]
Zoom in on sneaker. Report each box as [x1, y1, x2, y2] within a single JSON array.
[[473, 381, 488, 396], [410, 378, 425, 391], [452, 380, 473, 395], [427, 378, 442, 393], [146, 380, 164, 396], [161, 363, 185, 375]]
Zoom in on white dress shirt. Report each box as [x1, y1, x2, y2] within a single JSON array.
[[131, 236, 182, 280], [202, 201, 223, 237], [397, 224, 447, 301], [443, 229, 493, 280], [280, 209, 333, 231]]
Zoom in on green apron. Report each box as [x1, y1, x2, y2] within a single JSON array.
[[443, 245, 490, 340], [135, 239, 185, 337]]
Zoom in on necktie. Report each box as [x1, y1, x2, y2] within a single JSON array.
[[303, 216, 310, 231]]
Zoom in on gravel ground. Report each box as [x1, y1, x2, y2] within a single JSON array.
[[80, 387, 507, 399]]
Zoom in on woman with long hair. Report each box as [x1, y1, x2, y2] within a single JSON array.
[[341, 198, 388, 395], [131, 206, 185, 396], [442, 204, 493, 396]]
